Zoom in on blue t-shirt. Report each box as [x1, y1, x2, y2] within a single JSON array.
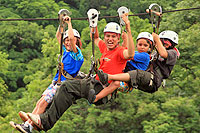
[[124, 51, 150, 72], [53, 46, 84, 81]]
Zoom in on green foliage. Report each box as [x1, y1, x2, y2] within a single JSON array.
[[0, 52, 10, 72], [0, 0, 200, 132], [0, 20, 45, 91], [160, 0, 200, 32], [0, 7, 21, 19]]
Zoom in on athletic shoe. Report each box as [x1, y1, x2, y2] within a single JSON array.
[[19, 111, 41, 131], [9, 121, 26, 132], [88, 89, 96, 105], [16, 123, 32, 133], [19, 111, 29, 122], [97, 69, 108, 85], [27, 113, 43, 130], [9, 121, 17, 129]]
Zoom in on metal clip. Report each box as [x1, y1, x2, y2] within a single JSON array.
[[87, 9, 100, 28], [58, 9, 71, 27], [148, 3, 162, 24], [117, 6, 129, 26]]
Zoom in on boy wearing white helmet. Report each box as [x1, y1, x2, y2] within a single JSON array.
[[88, 31, 154, 103], [11, 16, 84, 133], [94, 30, 179, 94]]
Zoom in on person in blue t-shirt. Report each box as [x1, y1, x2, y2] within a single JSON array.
[[10, 16, 84, 132], [88, 32, 153, 103]]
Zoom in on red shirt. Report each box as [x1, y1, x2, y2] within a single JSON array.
[[95, 40, 128, 81]]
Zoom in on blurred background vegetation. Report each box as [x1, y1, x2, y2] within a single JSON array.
[[0, 0, 200, 132]]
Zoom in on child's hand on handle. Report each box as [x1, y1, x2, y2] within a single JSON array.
[[152, 32, 160, 46], [63, 16, 71, 24]]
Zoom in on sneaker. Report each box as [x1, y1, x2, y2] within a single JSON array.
[[9, 121, 27, 132], [97, 69, 108, 85], [9, 121, 17, 129], [19, 111, 41, 131], [16, 123, 31, 133], [19, 111, 29, 122], [88, 89, 96, 105], [27, 113, 43, 130]]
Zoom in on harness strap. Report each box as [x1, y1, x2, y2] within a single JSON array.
[[149, 73, 154, 86], [57, 62, 75, 80], [57, 9, 70, 83]]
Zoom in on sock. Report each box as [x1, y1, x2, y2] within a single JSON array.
[[24, 121, 33, 131]]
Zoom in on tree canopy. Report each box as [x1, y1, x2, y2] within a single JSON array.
[[0, 0, 200, 132]]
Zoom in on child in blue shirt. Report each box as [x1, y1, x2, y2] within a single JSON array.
[[10, 16, 84, 133]]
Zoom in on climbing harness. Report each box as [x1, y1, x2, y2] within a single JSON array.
[[86, 8, 100, 78]]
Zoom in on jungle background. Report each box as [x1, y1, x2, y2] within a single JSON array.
[[0, 0, 200, 132]]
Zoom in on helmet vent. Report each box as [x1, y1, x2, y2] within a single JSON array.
[[116, 25, 119, 31]]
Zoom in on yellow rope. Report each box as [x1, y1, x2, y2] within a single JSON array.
[[60, 63, 76, 80]]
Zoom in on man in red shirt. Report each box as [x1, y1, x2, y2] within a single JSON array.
[[95, 20, 134, 82]]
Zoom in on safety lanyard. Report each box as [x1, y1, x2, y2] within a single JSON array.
[[57, 9, 71, 84], [86, 9, 100, 78], [146, 3, 162, 34]]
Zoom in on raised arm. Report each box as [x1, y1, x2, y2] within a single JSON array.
[[63, 16, 77, 53], [121, 13, 135, 59], [152, 32, 168, 58], [121, 31, 128, 47], [56, 25, 63, 44], [56, 16, 77, 53], [90, 27, 101, 47]]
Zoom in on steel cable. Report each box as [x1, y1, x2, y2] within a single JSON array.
[[0, 7, 199, 21]]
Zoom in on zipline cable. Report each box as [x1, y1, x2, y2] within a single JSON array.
[[0, 7, 199, 21]]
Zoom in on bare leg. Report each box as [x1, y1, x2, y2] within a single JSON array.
[[32, 96, 48, 115], [94, 81, 120, 102], [25, 96, 48, 127], [108, 73, 130, 81], [32, 96, 44, 114]]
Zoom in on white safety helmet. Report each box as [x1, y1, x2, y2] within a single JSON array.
[[159, 30, 178, 45], [103, 22, 121, 34], [63, 29, 80, 40], [136, 32, 154, 45]]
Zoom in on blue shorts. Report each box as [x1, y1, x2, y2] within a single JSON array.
[[42, 82, 58, 103]]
